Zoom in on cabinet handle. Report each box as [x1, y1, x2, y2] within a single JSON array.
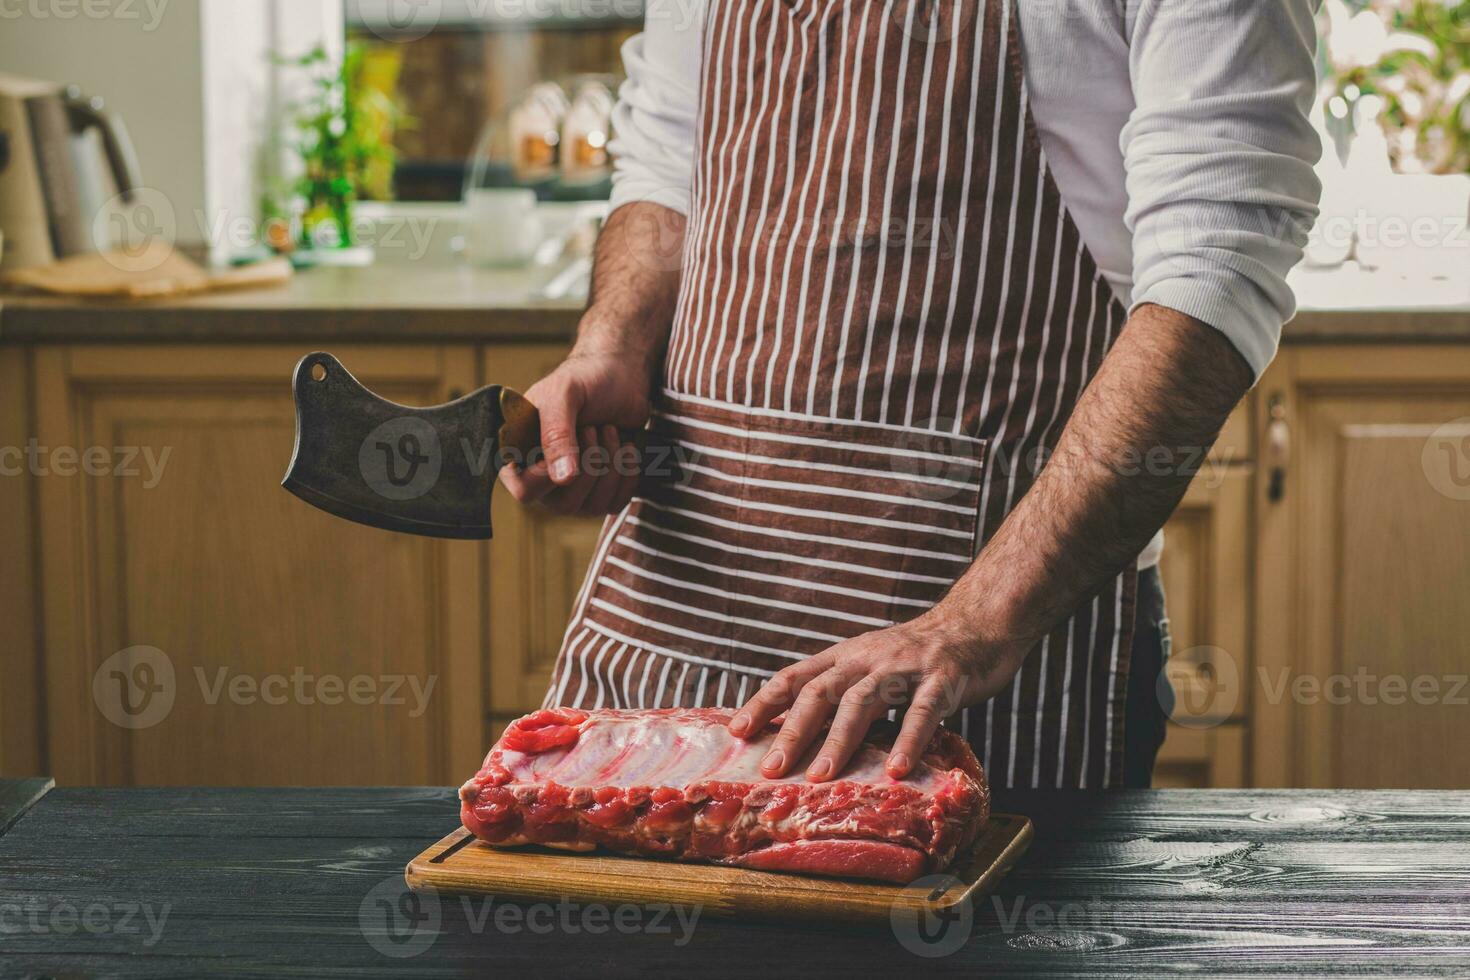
[[1266, 393, 1290, 503]]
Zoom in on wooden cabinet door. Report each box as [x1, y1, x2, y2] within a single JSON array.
[[32, 345, 485, 786], [0, 347, 44, 777], [1254, 346, 1470, 788], [481, 345, 605, 733], [1154, 466, 1252, 788]]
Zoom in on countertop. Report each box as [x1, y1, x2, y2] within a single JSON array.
[[3, 782, 1469, 976], [0, 261, 1465, 345], [0, 264, 586, 344]]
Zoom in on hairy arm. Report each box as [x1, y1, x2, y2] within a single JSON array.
[[734, 304, 1255, 780], [576, 202, 687, 373], [499, 202, 685, 510], [944, 303, 1252, 648]]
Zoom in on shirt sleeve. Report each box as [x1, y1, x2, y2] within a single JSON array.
[[1123, 0, 1324, 379], [606, 10, 705, 217]]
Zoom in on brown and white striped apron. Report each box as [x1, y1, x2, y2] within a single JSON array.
[[545, 0, 1137, 788]]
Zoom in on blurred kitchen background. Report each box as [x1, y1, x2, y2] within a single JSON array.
[[0, 0, 1466, 790]]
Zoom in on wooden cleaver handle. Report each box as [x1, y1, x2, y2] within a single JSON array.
[[495, 387, 652, 474], [497, 388, 542, 467]]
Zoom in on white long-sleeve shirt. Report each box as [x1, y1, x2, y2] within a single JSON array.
[[608, 0, 1324, 569], [610, 0, 1324, 380]]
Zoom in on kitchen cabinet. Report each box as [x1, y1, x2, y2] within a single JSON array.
[[1154, 726, 1247, 789], [1154, 465, 1253, 788], [1253, 345, 1470, 789], [0, 348, 44, 778], [19, 345, 486, 786]]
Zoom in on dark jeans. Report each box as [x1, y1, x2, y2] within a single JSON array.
[[1123, 565, 1172, 788]]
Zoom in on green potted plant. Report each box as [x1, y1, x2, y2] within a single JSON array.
[[264, 43, 405, 264]]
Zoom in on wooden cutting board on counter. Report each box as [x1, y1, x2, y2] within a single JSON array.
[[1, 241, 291, 299], [405, 813, 1032, 924]]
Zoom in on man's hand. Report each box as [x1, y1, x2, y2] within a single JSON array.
[[729, 612, 1029, 782], [498, 352, 653, 516]]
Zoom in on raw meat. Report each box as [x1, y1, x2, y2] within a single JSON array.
[[458, 707, 989, 884]]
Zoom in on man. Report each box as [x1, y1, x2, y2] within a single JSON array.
[[501, 0, 1322, 789]]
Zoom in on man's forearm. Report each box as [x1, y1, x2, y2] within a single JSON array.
[[505, 202, 688, 504], [575, 202, 687, 376], [931, 303, 1256, 651]]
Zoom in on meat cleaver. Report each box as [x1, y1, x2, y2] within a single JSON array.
[[282, 352, 542, 540]]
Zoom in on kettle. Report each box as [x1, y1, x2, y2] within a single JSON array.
[[0, 73, 142, 272]]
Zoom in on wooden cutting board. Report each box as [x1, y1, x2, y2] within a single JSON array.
[[1, 243, 292, 299], [405, 814, 1032, 924]]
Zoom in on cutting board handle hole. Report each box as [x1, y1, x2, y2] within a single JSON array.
[[429, 831, 478, 865]]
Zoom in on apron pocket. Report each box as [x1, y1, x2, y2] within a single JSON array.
[[586, 394, 987, 677]]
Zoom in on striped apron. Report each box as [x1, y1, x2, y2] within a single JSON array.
[[545, 0, 1137, 788]]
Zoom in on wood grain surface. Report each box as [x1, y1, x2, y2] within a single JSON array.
[[405, 815, 1033, 924], [2, 787, 1469, 976]]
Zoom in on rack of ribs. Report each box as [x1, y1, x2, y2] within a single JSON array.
[[458, 707, 990, 884]]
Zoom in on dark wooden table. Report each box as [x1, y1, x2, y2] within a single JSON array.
[[3, 783, 1468, 977]]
